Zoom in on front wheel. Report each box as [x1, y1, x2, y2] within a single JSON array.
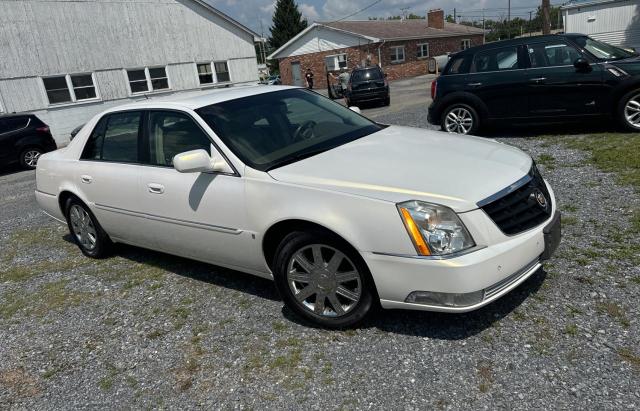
[[441, 103, 480, 135], [617, 90, 640, 131], [273, 231, 375, 328]]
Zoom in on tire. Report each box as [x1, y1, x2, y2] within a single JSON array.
[[617, 90, 640, 132], [383, 96, 390, 106], [19, 147, 44, 170], [273, 230, 375, 329], [440, 103, 480, 135], [65, 197, 113, 258]]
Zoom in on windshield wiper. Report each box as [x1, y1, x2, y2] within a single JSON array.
[[266, 146, 331, 171]]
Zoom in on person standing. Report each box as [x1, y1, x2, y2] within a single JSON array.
[[305, 68, 314, 89], [338, 68, 350, 93]]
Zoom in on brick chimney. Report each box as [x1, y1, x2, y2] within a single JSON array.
[[427, 9, 445, 30]]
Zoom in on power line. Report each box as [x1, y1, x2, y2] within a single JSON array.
[[331, 0, 384, 23]]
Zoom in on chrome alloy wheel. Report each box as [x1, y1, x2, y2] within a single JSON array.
[[444, 107, 474, 134], [287, 244, 362, 317], [69, 205, 97, 251], [624, 95, 640, 128], [23, 150, 42, 168]]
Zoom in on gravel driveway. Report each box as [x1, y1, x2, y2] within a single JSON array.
[[1, 105, 639, 409]]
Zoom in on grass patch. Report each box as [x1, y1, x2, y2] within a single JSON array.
[[562, 215, 578, 226], [269, 348, 302, 370], [476, 361, 494, 393], [618, 348, 640, 370], [561, 204, 579, 213], [597, 301, 630, 328], [562, 133, 640, 190], [536, 153, 556, 170], [564, 323, 578, 336]]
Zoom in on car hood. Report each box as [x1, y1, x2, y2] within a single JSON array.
[[268, 126, 532, 212]]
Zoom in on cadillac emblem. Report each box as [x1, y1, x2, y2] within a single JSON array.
[[530, 189, 548, 210]]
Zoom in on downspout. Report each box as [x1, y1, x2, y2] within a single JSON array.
[[377, 40, 386, 68]]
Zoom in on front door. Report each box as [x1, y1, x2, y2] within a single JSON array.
[[137, 110, 257, 270], [75, 110, 149, 246], [466, 45, 529, 119], [525, 41, 606, 117], [291, 62, 303, 87]]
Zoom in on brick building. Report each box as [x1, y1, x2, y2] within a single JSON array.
[[267, 10, 485, 89]]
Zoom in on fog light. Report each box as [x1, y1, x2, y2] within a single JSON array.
[[405, 290, 484, 307]]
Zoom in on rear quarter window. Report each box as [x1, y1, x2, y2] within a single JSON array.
[[445, 55, 471, 74], [0, 117, 30, 133]]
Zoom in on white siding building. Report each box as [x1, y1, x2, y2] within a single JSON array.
[[0, 0, 259, 144], [562, 0, 640, 50]]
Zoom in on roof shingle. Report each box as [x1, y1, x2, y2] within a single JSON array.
[[322, 20, 486, 41]]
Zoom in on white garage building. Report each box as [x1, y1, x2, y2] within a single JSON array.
[[562, 0, 640, 50], [0, 0, 259, 145]]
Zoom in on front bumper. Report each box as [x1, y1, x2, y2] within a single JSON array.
[[363, 198, 560, 313]]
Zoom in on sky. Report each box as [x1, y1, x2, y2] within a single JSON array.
[[206, 0, 560, 35]]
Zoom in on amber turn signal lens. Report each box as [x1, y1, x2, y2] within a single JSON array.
[[399, 208, 431, 256]]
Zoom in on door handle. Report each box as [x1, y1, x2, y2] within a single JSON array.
[[468, 82, 483, 87], [80, 175, 92, 184], [147, 183, 165, 194], [530, 77, 547, 83]]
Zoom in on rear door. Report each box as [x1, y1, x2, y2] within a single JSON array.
[[466, 45, 529, 119], [525, 40, 605, 117], [76, 111, 149, 246]]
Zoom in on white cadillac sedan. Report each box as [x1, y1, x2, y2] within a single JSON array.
[[35, 86, 561, 328]]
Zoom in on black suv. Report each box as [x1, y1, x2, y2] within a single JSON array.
[[0, 113, 57, 169], [344, 66, 390, 107], [428, 34, 640, 134]]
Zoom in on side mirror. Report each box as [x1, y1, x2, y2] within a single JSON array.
[[574, 57, 590, 71], [173, 148, 233, 174], [349, 106, 361, 114]]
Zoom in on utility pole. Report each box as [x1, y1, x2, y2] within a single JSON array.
[[542, 0, 551, 35], [453, 8, 456, 23], [482, 9, 486, 44], [529, 11, 533, 36], [508, 0, 511, 24]]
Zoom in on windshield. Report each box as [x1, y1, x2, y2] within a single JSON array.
[[574, 36, 635, 60], [195, 89, 383, 171]]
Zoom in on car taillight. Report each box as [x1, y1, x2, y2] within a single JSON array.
[[36, 126, 50, 133], [431, 80, 437, 100]]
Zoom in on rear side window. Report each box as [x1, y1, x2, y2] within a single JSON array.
[[81, 111, 142, 163], [147, 111, 211, 167], [473, 47, 520, 72], [445, 55, 470, 74], [0, 117, 30, 133], [528, 42, 582, 67]]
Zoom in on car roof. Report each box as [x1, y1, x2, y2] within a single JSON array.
[[106, 85, 299, 112], [0, 113, 34, 119], [455, 33, 583, 55]]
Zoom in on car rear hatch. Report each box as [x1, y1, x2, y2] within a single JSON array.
[[350, 69, 386, 96]]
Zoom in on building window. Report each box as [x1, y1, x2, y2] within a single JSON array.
[[390, 46, 405, 63], [42, 73, 97, 105], [325, 54, 347, 71], [461, 39, 471, 50], [197, 63, 214, 85], [417, 43, 430, 58], [214, 62, 230, 82], [126, 67, 170, 94]]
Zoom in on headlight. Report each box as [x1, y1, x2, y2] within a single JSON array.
[[397, 201, 475, 256]]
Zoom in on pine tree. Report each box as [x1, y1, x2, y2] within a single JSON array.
[[269, 0, 308, 51]]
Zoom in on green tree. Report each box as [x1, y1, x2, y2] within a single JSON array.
[[269, 0, 308, 51]]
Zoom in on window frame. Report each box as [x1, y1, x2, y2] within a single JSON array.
[[390, 46, 406, 64], [470, 46, 522, 73], [526, 41, 584, 69], [417, 43, 430, 59], [461, 39, 471, 50], [196, 62, 215, 85], [41, 72, 100, 106], [125, 66, 171, 95], [80, 110, 145, 164], [213, 61, 231, 83], [324, 53, 348, 71]]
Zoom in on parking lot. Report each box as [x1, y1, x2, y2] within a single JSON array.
[[1, 84, 639, 409]]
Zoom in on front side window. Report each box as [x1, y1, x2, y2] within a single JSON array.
[[390, 46, 405, 63], [528, 43, 582, 68], [417, 43, 430, 58], [127, 67, 169, 94], [82, 111, 141, 163], [43, 74, 97, 105], [214, 62, 230, 82], [195, 89, 382, 171], [473, 47, 520, 72], [147, 111, 212, 166], [197, 63, 214, 84]]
